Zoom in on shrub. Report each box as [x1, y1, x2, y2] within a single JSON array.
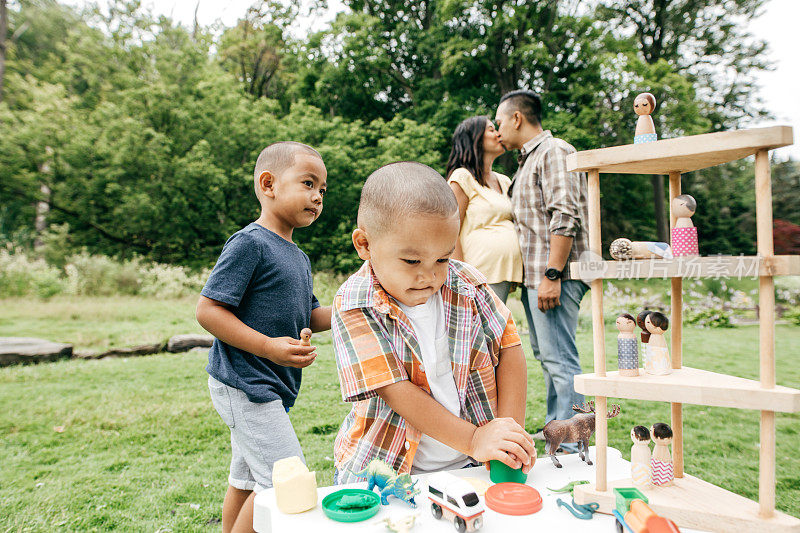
[[0, 250, 65, 298]]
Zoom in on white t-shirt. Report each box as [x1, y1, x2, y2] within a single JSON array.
[[399, 293, 471, 473]]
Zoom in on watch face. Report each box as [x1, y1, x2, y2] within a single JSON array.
[[545, 268, 560, 280]]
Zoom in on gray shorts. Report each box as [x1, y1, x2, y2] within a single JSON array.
[[208, 375, 305, 493]]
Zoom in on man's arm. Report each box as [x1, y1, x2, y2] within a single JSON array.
[[539, 144, 583, 312], [310, 306, 332, 332], [538, 234, 573, 311], [376, 380, 536, 471], [196, 295, 316, 367]]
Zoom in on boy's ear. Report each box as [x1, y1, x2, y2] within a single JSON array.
[[352, 228, 371, 260], [258, 171, 277, 198]]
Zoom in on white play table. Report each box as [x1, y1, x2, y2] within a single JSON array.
[[254, 447, 705, 532]]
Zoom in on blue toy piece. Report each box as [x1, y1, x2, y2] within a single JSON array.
[[557, 497, 600, 520], [350, 459, 420, 508]]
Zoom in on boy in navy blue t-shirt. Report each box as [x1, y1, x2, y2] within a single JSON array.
[[197, 141, 331, 532]]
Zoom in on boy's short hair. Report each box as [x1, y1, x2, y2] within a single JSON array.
[[357, 161, 458, 235], [253, 141, 322, 193], [499, 90, 542, 125]]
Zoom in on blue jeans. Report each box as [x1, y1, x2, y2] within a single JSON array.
[[521, 280, 588, 451]]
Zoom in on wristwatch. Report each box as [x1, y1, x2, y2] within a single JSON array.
[[544, 267, 564, 281]]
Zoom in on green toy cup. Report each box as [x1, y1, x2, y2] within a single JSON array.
[[489, 460, 528, 484]]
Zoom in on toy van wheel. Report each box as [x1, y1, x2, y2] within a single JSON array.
[[431, 502, 442, 519], [615, 518, 624, 533], [453, 516, 466, 532]]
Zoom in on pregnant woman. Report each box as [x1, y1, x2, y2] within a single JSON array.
[[445, 116, 523, 302]]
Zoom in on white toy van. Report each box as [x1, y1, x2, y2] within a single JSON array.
[[426, 472, 485, 532]]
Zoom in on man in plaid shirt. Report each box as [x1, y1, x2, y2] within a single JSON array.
[[494, 90, 590, 449], [332, 162, 535, 483]]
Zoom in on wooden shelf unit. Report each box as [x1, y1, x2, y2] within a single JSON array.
[[566, 126, 800, 532], [568, 254, 800, 280]]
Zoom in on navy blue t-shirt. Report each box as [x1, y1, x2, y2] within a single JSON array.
[[202, 223, 320, 407]]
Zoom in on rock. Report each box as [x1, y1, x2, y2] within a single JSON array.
[[98, 343, 165, 358], [0, 337, 73, 367], [167, 334, 214, 353]]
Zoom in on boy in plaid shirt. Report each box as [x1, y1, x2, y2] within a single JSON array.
[[332, 162, 536, 484]]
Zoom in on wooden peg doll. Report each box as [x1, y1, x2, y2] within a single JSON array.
[[637, 310, 652, 344], [671, 194, 699, 256], [651, 423, 674, 486], [610, 238, 672, 260], [630, 426, 652, 488], [616, 313, 639, 377], [633, 92, 657, 144], [644, 312, 671, 375], [300, 328, 312, 346]]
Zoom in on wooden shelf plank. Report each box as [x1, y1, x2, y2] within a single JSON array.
[[567, 255, 800, 281], [574, 475, 800, 533], [574, 367, 800, 412], [566, 126, 793, 174]]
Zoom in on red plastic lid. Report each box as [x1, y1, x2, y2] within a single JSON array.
[[485, 483, 542, 515]]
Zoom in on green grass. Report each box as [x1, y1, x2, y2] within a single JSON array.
[[0, 296, 204, 351], [1, 294, 799, 530]]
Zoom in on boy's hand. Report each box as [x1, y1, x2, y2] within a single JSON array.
[[469, 417, 536, 472], [263, 336, 317, 368]]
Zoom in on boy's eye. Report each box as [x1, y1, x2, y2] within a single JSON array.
[[303, 180, 314, 187], [437, 258, 450, 264], [402, 259, 420, 265], [319, 189, 326, 197]]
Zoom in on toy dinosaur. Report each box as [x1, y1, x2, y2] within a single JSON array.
[[351, 459, 420, 508]]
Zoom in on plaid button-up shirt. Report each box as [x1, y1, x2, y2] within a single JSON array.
[[508, 130, 589, 288], [332, 260, 521, 483]]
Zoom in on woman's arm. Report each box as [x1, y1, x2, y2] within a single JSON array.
[[448, 180, 469, 262]]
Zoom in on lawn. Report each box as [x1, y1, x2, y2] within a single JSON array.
[[1, 294, 799, 531]]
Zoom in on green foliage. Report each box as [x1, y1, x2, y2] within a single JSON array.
[[684, 308, 734, 328], [0, 0, 787, 272]]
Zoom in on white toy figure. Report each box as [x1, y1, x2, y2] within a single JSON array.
[[616, 313, 639, 377], [630, 426, 652, 488], [644, 311, 672, 375]]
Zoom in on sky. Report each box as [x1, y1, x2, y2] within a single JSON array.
[[64, 0, 800, 159]]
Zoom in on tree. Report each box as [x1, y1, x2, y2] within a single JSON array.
[[598, 0, 770, 242], [1, 0, 7, 103], [218, 1, 296, 101]]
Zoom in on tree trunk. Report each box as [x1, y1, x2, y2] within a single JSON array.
[[0, 0, 8, 104], [34, 146, 54, 250], [651, 174, 668, 242]]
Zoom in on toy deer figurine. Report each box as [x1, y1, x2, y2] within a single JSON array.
[[630, 426, 652, 488], [651, 423, 674, 486], [542, 401, 621, 468], [633, 92, 657, 144], [616, 313, 640, 377], [644, 312, 671, 375], [671, 194, 699, 256]]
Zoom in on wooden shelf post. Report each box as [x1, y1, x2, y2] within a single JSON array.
[[668, 171, 684, 478], [587, 168, 607, 491], [755, 149, 776, 518]]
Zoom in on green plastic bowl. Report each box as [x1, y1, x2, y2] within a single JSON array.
[[321, 488, 381, 523], [489, 460, 528, 484]]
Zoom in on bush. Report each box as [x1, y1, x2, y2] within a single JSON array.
[[0, 250, 65, 298], [685, 308, 734, 328]]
